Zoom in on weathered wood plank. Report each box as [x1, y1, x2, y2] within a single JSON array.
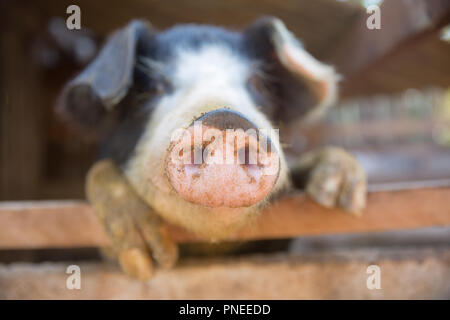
[[0, 248, 448, 299], [0, 185, 449, 249]]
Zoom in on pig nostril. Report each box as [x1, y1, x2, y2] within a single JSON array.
[[237, 147, 247, 165], [189, 146, 201, 165], [188, 145, 210, 165], [238, 145, 257, 166]]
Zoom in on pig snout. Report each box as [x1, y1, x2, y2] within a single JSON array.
[[165, 109, 280, 208]]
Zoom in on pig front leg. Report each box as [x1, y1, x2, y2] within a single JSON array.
[[86, 160, 178, 280], [290, 147, 367, 215]]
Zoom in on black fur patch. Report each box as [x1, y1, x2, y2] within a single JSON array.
[[61, 19, 319, 167]]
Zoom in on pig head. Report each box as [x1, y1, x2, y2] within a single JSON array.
[[58, 17, 338, 240]]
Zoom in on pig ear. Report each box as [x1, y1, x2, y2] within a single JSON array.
[[58, 20, 154, 131], [245, 17, 339, 124]]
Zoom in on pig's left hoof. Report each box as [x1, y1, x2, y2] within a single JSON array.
[[294, 147, 367, 215]]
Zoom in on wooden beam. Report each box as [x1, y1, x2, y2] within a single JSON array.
[[0, 248, 448, 299], [329, 0, 450, 77], [0, 184, 449, 249]]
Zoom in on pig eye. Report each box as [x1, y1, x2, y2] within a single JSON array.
[[134, 68, 167, 96], [247, 74, 265, 95], [143, 76, 165, 95], [247, 65, 279, 100], [238, 144, 258, 166], [246, 71, 278, 117], [135, 57, 171, 98]]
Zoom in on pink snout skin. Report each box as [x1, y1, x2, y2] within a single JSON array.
[[165, 125, 280, 208]]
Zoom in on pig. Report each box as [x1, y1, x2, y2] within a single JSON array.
[[58, 17, 367, 279]]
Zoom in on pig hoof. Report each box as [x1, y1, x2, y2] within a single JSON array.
[[87, 160, 178, 280], [118, 248, 154, 280], [301, 148, 367, 215]]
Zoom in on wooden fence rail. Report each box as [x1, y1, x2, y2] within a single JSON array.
[[0, 181, 449, 249]]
